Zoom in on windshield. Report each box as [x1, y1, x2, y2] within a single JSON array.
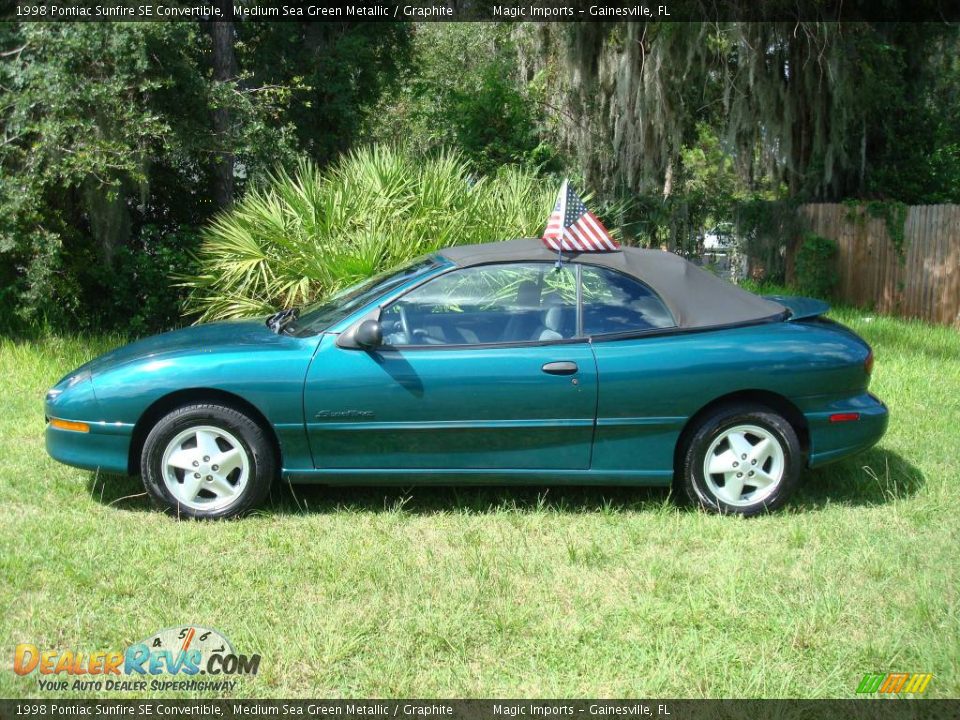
[[290, 256, 440, 336]]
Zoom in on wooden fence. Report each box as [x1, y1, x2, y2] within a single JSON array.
[[794, 203, 960, 328]]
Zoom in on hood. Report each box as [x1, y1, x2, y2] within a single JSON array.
[[72, 318, 287, 379], [765, 295, 831, 321]]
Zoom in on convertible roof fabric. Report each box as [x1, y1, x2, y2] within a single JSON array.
[[439, 238, 787, 330]]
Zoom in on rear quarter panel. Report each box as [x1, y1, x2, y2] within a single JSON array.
[[589, 320, 872, 476]]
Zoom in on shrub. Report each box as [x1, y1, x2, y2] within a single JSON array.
[[792, 233, 838, 299], [181, 146, 558, 322], [362, 24, 554, 175], [111, 226, 202, 335]]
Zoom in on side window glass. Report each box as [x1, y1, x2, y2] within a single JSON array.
[[382, 263, 576, 346], [581, 266, 675, 334]]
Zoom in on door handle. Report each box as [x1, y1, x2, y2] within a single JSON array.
[[542, 361, 578, 376]]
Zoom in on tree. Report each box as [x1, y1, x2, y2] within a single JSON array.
[[363, 23, 552, 173], [236, 21, 411, 165], [517, 21, 960, 202], [0, 19, 410, 331], [210, 0, 239, 208], [2, 24, 180, 325]]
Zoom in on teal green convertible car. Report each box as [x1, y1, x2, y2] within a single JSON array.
[[45, 239, 887, 518]]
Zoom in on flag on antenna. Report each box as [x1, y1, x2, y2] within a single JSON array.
[[542, 180, 620, 253]]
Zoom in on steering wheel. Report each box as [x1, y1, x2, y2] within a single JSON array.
[[398, 305, 413, 344]]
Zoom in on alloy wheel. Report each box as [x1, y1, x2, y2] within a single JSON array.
[[160, 425, 250, 512], [702, 423, 786, 507]]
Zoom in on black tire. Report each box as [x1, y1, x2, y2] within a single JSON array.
[[679, 403, 802, 516], [141, 403, 276, 519]]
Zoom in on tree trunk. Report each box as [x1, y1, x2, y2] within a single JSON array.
[[210, 0, 237, 209], [662, 161, 674, 198], [83, 176, 130, 267]]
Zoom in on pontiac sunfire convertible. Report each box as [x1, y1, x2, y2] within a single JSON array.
[[45, 239, 888, 518]]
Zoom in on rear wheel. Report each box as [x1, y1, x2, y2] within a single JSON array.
[[141, 404, 276, 519], [679, 404, 802, 516]]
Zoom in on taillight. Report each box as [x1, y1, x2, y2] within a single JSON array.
[[864, 349, 874, 376], [829, 413, 861, 423]]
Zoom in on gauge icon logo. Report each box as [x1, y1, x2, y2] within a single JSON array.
[[127, 625, 259, 676], [134, 625, 260, 677], [138, 626, 233, 659]]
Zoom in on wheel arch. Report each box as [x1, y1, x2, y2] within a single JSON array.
[[673, 389, 810, 475], [127, 388, 281, 475]]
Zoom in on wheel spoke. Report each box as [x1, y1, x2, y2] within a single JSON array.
[[707, 449, 739, 475], [748, 468, 777, 489], [195, 429, 221, 459], [207, 474, 237, 499], [725, 431, 753, 461], [179, 473, 204, 502], [748, 437, 774, 465], [213, 447, 243, 475], [167, 449, 198, 472], [718, 474, 746, 503]]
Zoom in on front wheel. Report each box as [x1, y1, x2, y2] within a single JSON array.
[[141, 404, 276, 519], [679, 404, 802, 516]]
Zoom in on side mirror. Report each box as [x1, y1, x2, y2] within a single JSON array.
[[354, 319, 383, 349]]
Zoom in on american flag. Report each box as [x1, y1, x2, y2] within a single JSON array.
[[542, 180, 620, 252]]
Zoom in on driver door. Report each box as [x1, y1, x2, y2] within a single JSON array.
[[303, 262, 598, 471]]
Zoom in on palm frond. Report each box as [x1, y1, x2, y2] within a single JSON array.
[[182, 145, 557, 322]]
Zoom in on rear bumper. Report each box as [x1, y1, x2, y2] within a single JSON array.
[[806, 393, 889, 468], [45, 420, 134, 475]]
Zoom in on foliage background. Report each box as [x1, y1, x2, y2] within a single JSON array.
[[182, 147, 556, 321], [1, 19, 959, 332]]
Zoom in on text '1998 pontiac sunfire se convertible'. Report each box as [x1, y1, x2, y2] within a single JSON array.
[[45, 238, 888, 519]]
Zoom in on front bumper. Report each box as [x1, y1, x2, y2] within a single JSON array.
[[45, 371, 133, 475], [806, 392, 889, 468], [45, 420, 134, 475]]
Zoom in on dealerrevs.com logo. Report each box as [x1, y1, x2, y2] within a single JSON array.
[[14, 626, 260, 693]]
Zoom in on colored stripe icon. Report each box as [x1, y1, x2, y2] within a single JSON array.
[[857, 672, 933, 694]]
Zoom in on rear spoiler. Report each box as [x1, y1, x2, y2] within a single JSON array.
[[764, 295, 830, 322]]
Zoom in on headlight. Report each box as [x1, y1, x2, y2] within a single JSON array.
[[66, 370, 92, 388], [46, 370, 92, 401]]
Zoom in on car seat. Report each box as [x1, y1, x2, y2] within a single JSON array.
[[500, 280, 542, 342], [534, 293, 565, 341]]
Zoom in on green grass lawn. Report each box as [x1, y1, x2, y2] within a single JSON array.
[[0, 308, 958, 699]]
